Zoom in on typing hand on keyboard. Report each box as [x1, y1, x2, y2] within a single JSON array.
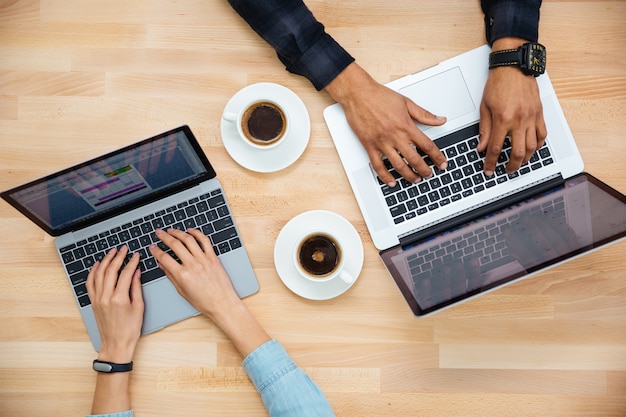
[[324, 63, 448, 187], [148, 228, 241, 318], [477, 62, 547, 176]]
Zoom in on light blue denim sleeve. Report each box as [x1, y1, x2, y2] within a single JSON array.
[[86, 411, 133, 417], [242, 339, 335, 417]]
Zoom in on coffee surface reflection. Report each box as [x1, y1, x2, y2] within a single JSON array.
[[297, 234, 341, 277]]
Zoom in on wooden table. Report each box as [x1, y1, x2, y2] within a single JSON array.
[[1, 1, 625, 416]]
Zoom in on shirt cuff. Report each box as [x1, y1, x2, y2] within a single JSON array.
[[282, 33, 355, 91], [242, 339, 296, 392], [483, 0, 541, 45]]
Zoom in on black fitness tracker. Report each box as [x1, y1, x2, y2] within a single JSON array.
[[93, 359, 134, 373], [488, 42, 546, 77]]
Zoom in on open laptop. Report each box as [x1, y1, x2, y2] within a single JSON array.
[[324, 45, 626, 316], [1, 125, 259, 349]]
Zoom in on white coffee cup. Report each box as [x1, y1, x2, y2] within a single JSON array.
[[293, 229, 354, 284], [223, 99, 289, 150]]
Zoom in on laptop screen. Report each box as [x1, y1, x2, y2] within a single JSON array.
[[1, 125, 216, 236], [380, 173, 626, 316]]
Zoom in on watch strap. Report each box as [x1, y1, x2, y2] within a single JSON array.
[[488, 48, 521, 69], [93, 359, 134, 373]]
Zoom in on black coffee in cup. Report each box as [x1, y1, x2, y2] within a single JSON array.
[[297, 234, 341, 277], [241, 101, 286, 146]]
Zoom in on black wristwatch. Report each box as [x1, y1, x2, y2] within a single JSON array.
[[93, 359, 134, 373], [488, 42, 546, 77]]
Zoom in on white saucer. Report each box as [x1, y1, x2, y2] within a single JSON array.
[[220, 82, 310, 173], [274, 210, 364, 300]]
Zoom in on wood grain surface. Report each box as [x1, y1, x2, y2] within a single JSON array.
[[1, 1, 625, 416]]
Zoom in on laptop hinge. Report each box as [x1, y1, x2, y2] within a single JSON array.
[[399, 173, 564, 248]]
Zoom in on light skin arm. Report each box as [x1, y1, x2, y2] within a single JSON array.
[[324, 62, 448, 187], [149, 228, 271, 358], [85, 246, 144, 415], [478, 36, 548, 176]]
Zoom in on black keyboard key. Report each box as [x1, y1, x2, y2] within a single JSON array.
[[69, 269, 89, 286], [107, 235, 120, 247], [202, 223, 215, 235], [83, 256, 95, 268], [119, 230, 131, 242], [539, 147, 551, 159], [78, 294, 91, 307], [140, 267, 164, 285], [74, 283, 88, 297], [60, 244, 76, 253], [130, 226, 142, 238], [185, 206, 198, 217], [143, 256, 158, 270], [214, 217, 234, 231], [208, 194, 226, 208], [73, 246, 86, 259], [61, 251, 75, 263], [211, 227, 238, 244], [218, 242, 231, 254], [230, 238, 242, 250], [390, 204, 407, 218], [128, 239, 140, 251], [152, 218, 165, 229], [65, 260, 84, 275], [472, 173, 485, 185], [85, 243, 97, 255]]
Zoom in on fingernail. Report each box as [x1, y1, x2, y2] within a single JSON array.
[[485, 170, 494, 177], [387, 181, 396, 187], [439, 161, 448, 170], [155, 228, 163, 235], [424, 172, 433, 180], [412, 177, 422, 184]]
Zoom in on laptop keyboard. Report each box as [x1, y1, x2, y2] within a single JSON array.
[[59, 189, 241, 308], [378, 124, 554, 224]]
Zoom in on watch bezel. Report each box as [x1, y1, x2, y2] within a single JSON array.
[[520, 42, 546, 77]]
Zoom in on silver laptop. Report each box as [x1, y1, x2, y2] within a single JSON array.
[[324, 45, 626, 315], [1, 125, 259, 349]]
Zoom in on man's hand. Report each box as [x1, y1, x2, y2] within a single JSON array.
[[325, 62, 448, 187], [478, 37, 547, 176]]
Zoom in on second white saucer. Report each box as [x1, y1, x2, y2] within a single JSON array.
[[274, 210, 364, 300]]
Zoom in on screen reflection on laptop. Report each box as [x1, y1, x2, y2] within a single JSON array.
[[381, 173, 626, 316]]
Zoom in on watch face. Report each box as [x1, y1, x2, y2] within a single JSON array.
[[524, 43, 546, 76]]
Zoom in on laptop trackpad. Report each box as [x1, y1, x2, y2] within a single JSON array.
[[399, 67, 475, 130], [142, 278, 198, 333]]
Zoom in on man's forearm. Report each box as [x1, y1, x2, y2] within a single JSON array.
[[226, 0, 354, 90]]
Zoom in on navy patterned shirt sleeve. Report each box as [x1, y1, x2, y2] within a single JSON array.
[[227, 0, 355, 91], [481, 0, 542, 45]]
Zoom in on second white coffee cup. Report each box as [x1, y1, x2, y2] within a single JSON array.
[[293, 229, 354, 284]]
